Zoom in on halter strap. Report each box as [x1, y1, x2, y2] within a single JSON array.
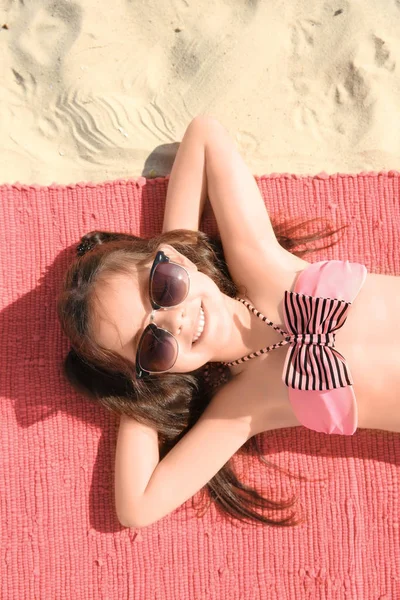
[[224, 298, 292, 367]]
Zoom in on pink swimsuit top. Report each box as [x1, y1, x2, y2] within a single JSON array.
[[225, 260, 368, 436]]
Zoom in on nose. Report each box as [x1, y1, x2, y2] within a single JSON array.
[[152, 306, 185, 337]]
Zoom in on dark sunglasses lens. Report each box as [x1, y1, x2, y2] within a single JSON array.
[[138, 327, 178, 373], [151, 262, 189, 308]]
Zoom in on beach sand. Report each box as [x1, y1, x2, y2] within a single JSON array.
[[1, 0, 400, 185]]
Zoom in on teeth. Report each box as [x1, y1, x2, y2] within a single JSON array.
[[192, 306, 205, 343]]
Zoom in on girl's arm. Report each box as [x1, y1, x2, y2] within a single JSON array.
[[114, 374, 270, 528], [114, 415, 160, 526], [162, 117, 209, 233], [162, 116, 308, 287], [163, 115, 278, 245]]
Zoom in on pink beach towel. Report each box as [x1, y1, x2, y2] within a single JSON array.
[[1, 172, 400, 599]]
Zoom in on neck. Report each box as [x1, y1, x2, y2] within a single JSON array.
[[216, 295, 284, 366]]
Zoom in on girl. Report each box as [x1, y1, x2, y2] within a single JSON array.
[[57, 116, 400, 530]]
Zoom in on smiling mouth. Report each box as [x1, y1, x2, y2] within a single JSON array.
[[192, 305, 205, 344]]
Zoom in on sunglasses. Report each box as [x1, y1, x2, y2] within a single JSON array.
[[135, 250, 190, 379]]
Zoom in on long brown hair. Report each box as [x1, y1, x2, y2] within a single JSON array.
[[57, 217, 348, 527]]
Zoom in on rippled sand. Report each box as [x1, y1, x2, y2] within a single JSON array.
[[1, 0, 400, 184]]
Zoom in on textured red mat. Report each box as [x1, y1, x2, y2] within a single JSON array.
[[1, 173, 399, 599]]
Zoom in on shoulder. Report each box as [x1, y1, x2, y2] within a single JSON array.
[[205, 373, 269, 438], [238, 249, 311, 329], [234, 240, 311, 287], [208, 362, 299, 437]]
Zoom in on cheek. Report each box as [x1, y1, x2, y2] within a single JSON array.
[[193, 271, 220, 298]]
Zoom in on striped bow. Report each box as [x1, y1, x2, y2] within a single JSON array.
[[282, 290, 354, 391]]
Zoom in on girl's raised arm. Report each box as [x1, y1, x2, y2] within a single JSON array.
[[162, 116, 308, 285], [162, 117, 209, 233], [114, 373, 270, 528]]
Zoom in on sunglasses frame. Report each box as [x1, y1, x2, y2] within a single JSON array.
[[135, 250, 190, 379]]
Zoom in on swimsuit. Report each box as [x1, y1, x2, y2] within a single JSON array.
[[225, 260, 368, 436]]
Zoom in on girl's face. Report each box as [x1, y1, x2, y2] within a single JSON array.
[[91, 245, 232, 373]]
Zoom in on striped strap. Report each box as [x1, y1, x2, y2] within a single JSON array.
[[224, 298, 291, 366], [224, 294, 353, 392]]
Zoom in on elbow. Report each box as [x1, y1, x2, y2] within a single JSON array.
[[115, 493, 146, 529], [117, 509, 158, 529], [116, 505, 154, 529], [115, 490, 156, 529], [116, 504, 143, 529], [190, 114, 221, 131], [117, 512, 144, 529]]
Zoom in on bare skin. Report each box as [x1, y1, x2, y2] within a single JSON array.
[[96, 116, 400, 528]]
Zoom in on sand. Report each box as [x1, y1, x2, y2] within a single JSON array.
[[1, 0, 400, 185]]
